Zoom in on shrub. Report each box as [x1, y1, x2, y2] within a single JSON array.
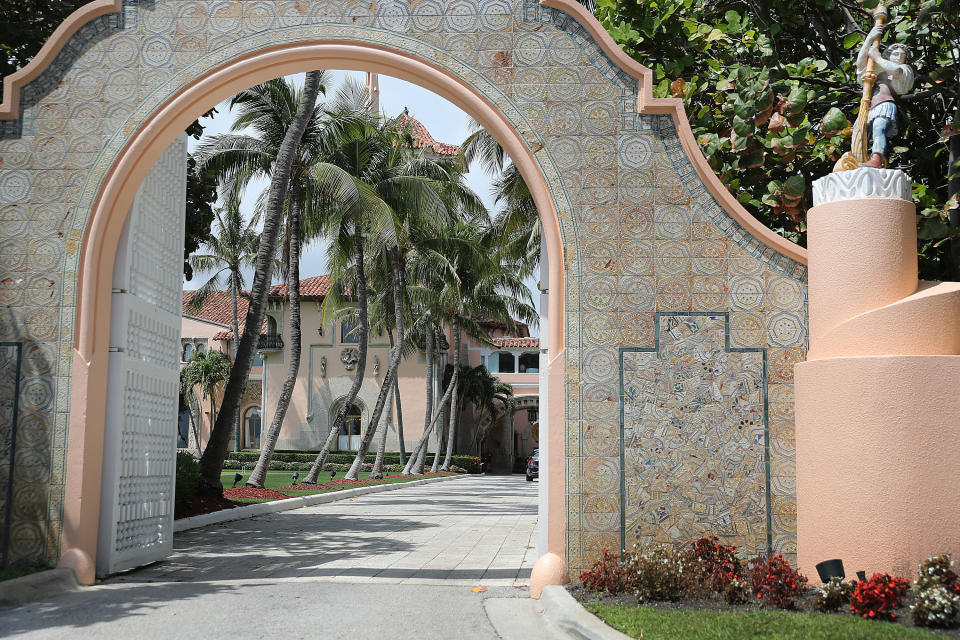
[[681, 536, 742, 596], [747, 554, 808, 609], [813, 576, 855, 612], [915, 554, 960, 594], [723, 576, 751, 605], [632, 546, 687, 602], [175, 451, 200, 508], [911, 584, 960, 628], [580, 548, 633, 595], [850, 573, 910, 621]]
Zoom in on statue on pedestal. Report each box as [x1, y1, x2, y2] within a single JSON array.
[[834, 3, 915, 172]]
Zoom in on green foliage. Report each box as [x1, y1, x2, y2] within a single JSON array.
[[183, 154, 220, 281], [595, 0, 960, 277], [0, 1, 78, 101], [175, 451, 201, 508]]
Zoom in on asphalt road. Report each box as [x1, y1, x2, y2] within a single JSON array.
[[1, 475, 556, 639]]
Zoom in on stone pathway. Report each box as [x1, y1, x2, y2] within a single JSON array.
[[1, 475, 549, 639]]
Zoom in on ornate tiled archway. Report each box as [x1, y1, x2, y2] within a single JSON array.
[[0, 0, 808, 584]]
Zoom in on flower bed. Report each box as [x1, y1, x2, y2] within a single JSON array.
[[574, 541, 960, 638], [223, 487, 292, 500]]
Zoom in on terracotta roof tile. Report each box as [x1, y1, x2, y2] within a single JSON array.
[[182, 290, 247, 328], [490, 337, 540, 349], [269, 274, 330, 299], [185, 275, 329, 340], [395, 112, 460, 157]]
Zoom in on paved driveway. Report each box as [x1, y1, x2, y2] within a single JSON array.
[[1, 475, 547, 639]]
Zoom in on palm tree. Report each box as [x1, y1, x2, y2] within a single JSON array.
[[459, 119, 539, 275], [193, 70, 325, 495], [457, 365, 515, 457], [301, 80, 399, 484], [179, 349, 232, 450], [402, 216, 537, 474], [187, 191, 259, 451]]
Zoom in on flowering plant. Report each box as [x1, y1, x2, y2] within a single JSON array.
[[630, 546, 687, 602], [580, 548, 634, 595], [911, 584, 960, 628], [915, 554, 960, 594], [850, 573, 910, 621], [747, 554, 808, 609], [681, 536, 743, 596], [723, 575, 751, 605], [812, 576, 855, 612]]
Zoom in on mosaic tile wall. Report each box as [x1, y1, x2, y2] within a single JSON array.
[[0, 0, 807, 569]]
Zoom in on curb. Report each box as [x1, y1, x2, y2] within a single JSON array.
[[175, 473, 471, 532], [540, 586, 634, 640], [0, 568, 78, 608]]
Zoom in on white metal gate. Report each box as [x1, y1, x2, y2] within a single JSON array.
[[96, 135, 187, 577]]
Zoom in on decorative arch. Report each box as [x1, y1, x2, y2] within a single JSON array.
[[0, 0, 809, 586]]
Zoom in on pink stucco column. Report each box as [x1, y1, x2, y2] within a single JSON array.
[[796, 170, 960, 581]]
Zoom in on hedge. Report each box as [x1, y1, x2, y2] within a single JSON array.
[[225, 451, 482, 473]]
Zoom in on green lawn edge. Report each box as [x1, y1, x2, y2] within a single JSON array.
[[220, 470, 455, 504], [585, 603, 945, 640]]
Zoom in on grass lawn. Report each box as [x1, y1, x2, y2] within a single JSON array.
[[0, 561, 49, 583], [220, 470, 451, 503], [587, 604, 944, 640]]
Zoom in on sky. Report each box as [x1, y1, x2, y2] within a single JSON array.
[[184, 70, 541, 332]]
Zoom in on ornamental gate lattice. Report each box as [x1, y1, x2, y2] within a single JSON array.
[[0, 0, 808, 579]]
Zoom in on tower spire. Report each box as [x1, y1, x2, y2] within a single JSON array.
[[365, 72, 380, 115]]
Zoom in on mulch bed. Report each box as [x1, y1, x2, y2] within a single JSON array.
[[223, 487, 293, 500], [570, 585, 960, 638], [175, 494, 239, 520]]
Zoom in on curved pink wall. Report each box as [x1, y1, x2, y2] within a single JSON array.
[[796, 355, 960, 579], [797, 195, 960, 581]]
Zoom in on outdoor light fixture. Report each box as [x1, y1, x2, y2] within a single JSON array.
[[815, 559, 845, 583], [292, 471, 300, 484], [232, 473, 243, 488], [856, 570, 867, 582]]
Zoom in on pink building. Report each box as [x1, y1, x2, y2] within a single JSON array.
[[181, 276, 540, 472]]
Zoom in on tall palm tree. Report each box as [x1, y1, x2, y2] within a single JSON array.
[[187, 190, 259, 451], [402, 216, 537, 474], [301, 79, 400, 484], [193, 70, 325, 495], [459, 119, 539, 275]]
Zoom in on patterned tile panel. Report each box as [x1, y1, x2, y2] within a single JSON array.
[[0, 0, 807, 570]]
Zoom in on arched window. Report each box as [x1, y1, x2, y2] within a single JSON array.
[[266, 315, 278, 336], [182, 342, 194, 362], [196, 342, 206, 354], [337, 403, 363, 451], [244, 407, 262, 449]]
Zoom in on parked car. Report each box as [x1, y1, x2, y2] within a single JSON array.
[[526, 449, 539, 481]]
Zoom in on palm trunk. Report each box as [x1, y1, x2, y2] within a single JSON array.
[[407, 372, 454, 474], [303, 220, 369, 484], [370, 379, 396, 479], [345, 249, 405, 479], [247, 190, 303, 488], [231, 273, 241, 452], [403, 316, 433, 474], [440, 321, 462, 471], [187, 389, 203, 455], [197, 69, 323, 496], [387, 329, 407, 466], [429, 404, 443, 473]]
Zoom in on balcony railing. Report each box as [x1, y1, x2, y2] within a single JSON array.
[[257, 334, 284, 351]]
